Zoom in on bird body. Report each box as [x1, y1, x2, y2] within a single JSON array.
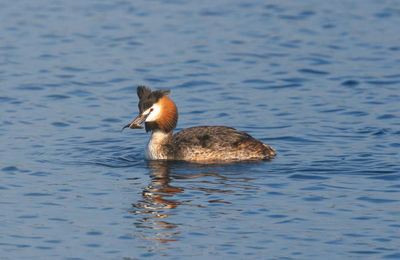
[[124, 86, 275, 162]]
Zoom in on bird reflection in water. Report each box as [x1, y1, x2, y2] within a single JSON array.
[[130, 161, 182, 244], [130, 160, 226, 244], [130, 160, 259, 247]]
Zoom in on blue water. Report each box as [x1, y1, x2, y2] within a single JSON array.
[[1, 0, 400, 259]]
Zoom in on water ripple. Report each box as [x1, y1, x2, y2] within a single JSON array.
[[298, 68, 330, 75], [176, 80, 217, 88]]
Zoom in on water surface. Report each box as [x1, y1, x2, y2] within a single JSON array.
[[1, 0, 400, 259]]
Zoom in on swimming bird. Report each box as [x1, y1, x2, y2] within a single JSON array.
[[123, 86, 275, 162]]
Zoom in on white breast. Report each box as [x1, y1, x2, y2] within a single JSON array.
[[145, 131, 170, 160]]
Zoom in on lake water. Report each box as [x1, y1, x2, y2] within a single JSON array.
[[1, 0, 400, 259]]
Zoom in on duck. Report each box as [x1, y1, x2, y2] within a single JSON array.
[[123, 86, 275, 162]]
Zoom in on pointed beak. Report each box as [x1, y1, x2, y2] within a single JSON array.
[[121, 113, 148, 131]]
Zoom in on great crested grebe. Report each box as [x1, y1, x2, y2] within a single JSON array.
[[123, 86, 275, 162]]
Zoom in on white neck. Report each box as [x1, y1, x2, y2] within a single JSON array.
[[145, 130, 172, 160]]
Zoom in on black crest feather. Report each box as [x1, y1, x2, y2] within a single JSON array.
[[136, 86, 171, 113], [137, 86, 152, 100]]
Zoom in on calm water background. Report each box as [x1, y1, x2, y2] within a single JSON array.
[[1, 0, 400, 259]]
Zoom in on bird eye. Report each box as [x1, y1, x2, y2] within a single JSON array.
[[150, 108, 154, 112]]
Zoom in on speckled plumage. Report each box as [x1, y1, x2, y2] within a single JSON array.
[[164, 126, 275, 162]]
